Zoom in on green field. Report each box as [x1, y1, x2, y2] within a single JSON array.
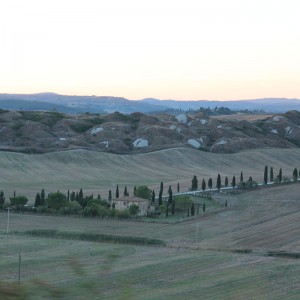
[[1, 182, 300, 299], [0, 147, 300, 200]]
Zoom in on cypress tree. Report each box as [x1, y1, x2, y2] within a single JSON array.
[[264, 165, 268, 184], [171, 199, 175, 216], [160, 182, 164, 194], [0, 190, 5, 207], [191, 203, 195, 216], [216, 174, 221, 190], [208, 178, 212, 189], [67, 190, 70, 201], [75, 192, 79, 202], [240, 172, 244, 182], [124, 186, 129, 197], [203, 202, 206, 213], [108, 190, 112, 201], [231, 176, 236, 188], [70, 191, 75, 201], [168, 186, 173, 204], [34, 193, 41, 207], [79, 188, 83, 201], [191, 175, 198, 191], [151, 189, 155, 204], [158, 190, 163, 206], [225, 176, 228, 187], [293, 168, 298, 181], [177, 182, 180, 193], [134, 186, 136, 196], [201, 178, 206, 191], [41, 189, 45, 205], [279, 168, 282, 182], [270, 167, 274, 182], [116, 185, 119, 198], [166, 203, 169, 217], [97, 193, 101, 200]]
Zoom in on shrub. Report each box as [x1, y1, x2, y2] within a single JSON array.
[[134, 186, 152, 200], [129, 204, 140, 215], [175, 195, 192, 211], [10, 195, 28, 208], [115, 209, 130, 219], [46, 192, 68, 210]]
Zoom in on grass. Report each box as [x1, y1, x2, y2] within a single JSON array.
[[1, 183, 300, 298], [0, 147, 300, 200]]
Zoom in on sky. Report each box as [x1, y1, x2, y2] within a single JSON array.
[[0, 0, 300, 100]]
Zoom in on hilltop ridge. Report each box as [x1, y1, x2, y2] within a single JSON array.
[[0, 109, 300, 154]]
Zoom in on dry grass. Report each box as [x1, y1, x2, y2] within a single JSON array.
[[1, 182, 300, 299], [211, 113, 273, 121], [0, 147, 299, 201]]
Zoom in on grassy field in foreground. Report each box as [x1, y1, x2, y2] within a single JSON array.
[[1, 183, 300, 299], [0, 147, 300, 201], [1, 236, 300, 300]]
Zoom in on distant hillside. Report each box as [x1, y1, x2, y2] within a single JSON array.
[[0, 93, 300, 114], [1, 108, 300, 154], [0, 93, 167, 114], [142, 98, 300, 113]]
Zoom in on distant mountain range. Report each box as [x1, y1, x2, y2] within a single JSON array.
[[0, 93, 300, 114]]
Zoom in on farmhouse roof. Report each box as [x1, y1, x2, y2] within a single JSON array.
[[114, 196, 149, 203]]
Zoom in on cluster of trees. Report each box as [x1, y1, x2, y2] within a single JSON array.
[[1, 165, 299, 220], [191, 172, 256, 191]]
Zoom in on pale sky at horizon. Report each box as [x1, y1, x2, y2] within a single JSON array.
[[0, 0, 300, 100]]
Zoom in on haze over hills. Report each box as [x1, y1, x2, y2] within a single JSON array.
[[1, 93, 300, 114]]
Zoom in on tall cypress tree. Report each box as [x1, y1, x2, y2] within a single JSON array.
[[191, 202, 195, 216], [34, 193, 41, 207], [108, 190, 112, 201], [240, 172, 244, 182], [208, 178, 212, 189], [293, 168, 298, 181], [279, 168, 282, 182], [201, 178, 206, 191], [191, 175, 198, 191], [171, 199, 175, 216], [0, 190, 5, 207], [158, 190, 163, 206], [41, 189, 45, 205], [160, 182, 164, 194], [124, 186, 129, 197], [264, 165, 268, 184], [116, 185, 119, 198], [225, 176, 228, 187], [231, 176, 236, 188], [203, 202, 206, 213], [270, 167, 274, 182], [177, 182, 180, 193], [67, 190, 70, 201], [79, 188, 83, 201], [168, 186, 173, 204], [216, 174, 221, 190], [151, 189, 155, 204]]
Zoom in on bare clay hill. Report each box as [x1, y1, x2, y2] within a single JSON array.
[[0, 109, 300, 154]]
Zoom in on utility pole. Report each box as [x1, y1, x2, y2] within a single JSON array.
[[18, 253, 21, 284], [196, 222, 199, 247]]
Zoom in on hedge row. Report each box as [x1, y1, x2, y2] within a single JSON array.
[[12, 229, 166, 247]]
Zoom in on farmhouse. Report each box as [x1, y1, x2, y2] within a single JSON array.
[[113, 196, 151, 216]]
